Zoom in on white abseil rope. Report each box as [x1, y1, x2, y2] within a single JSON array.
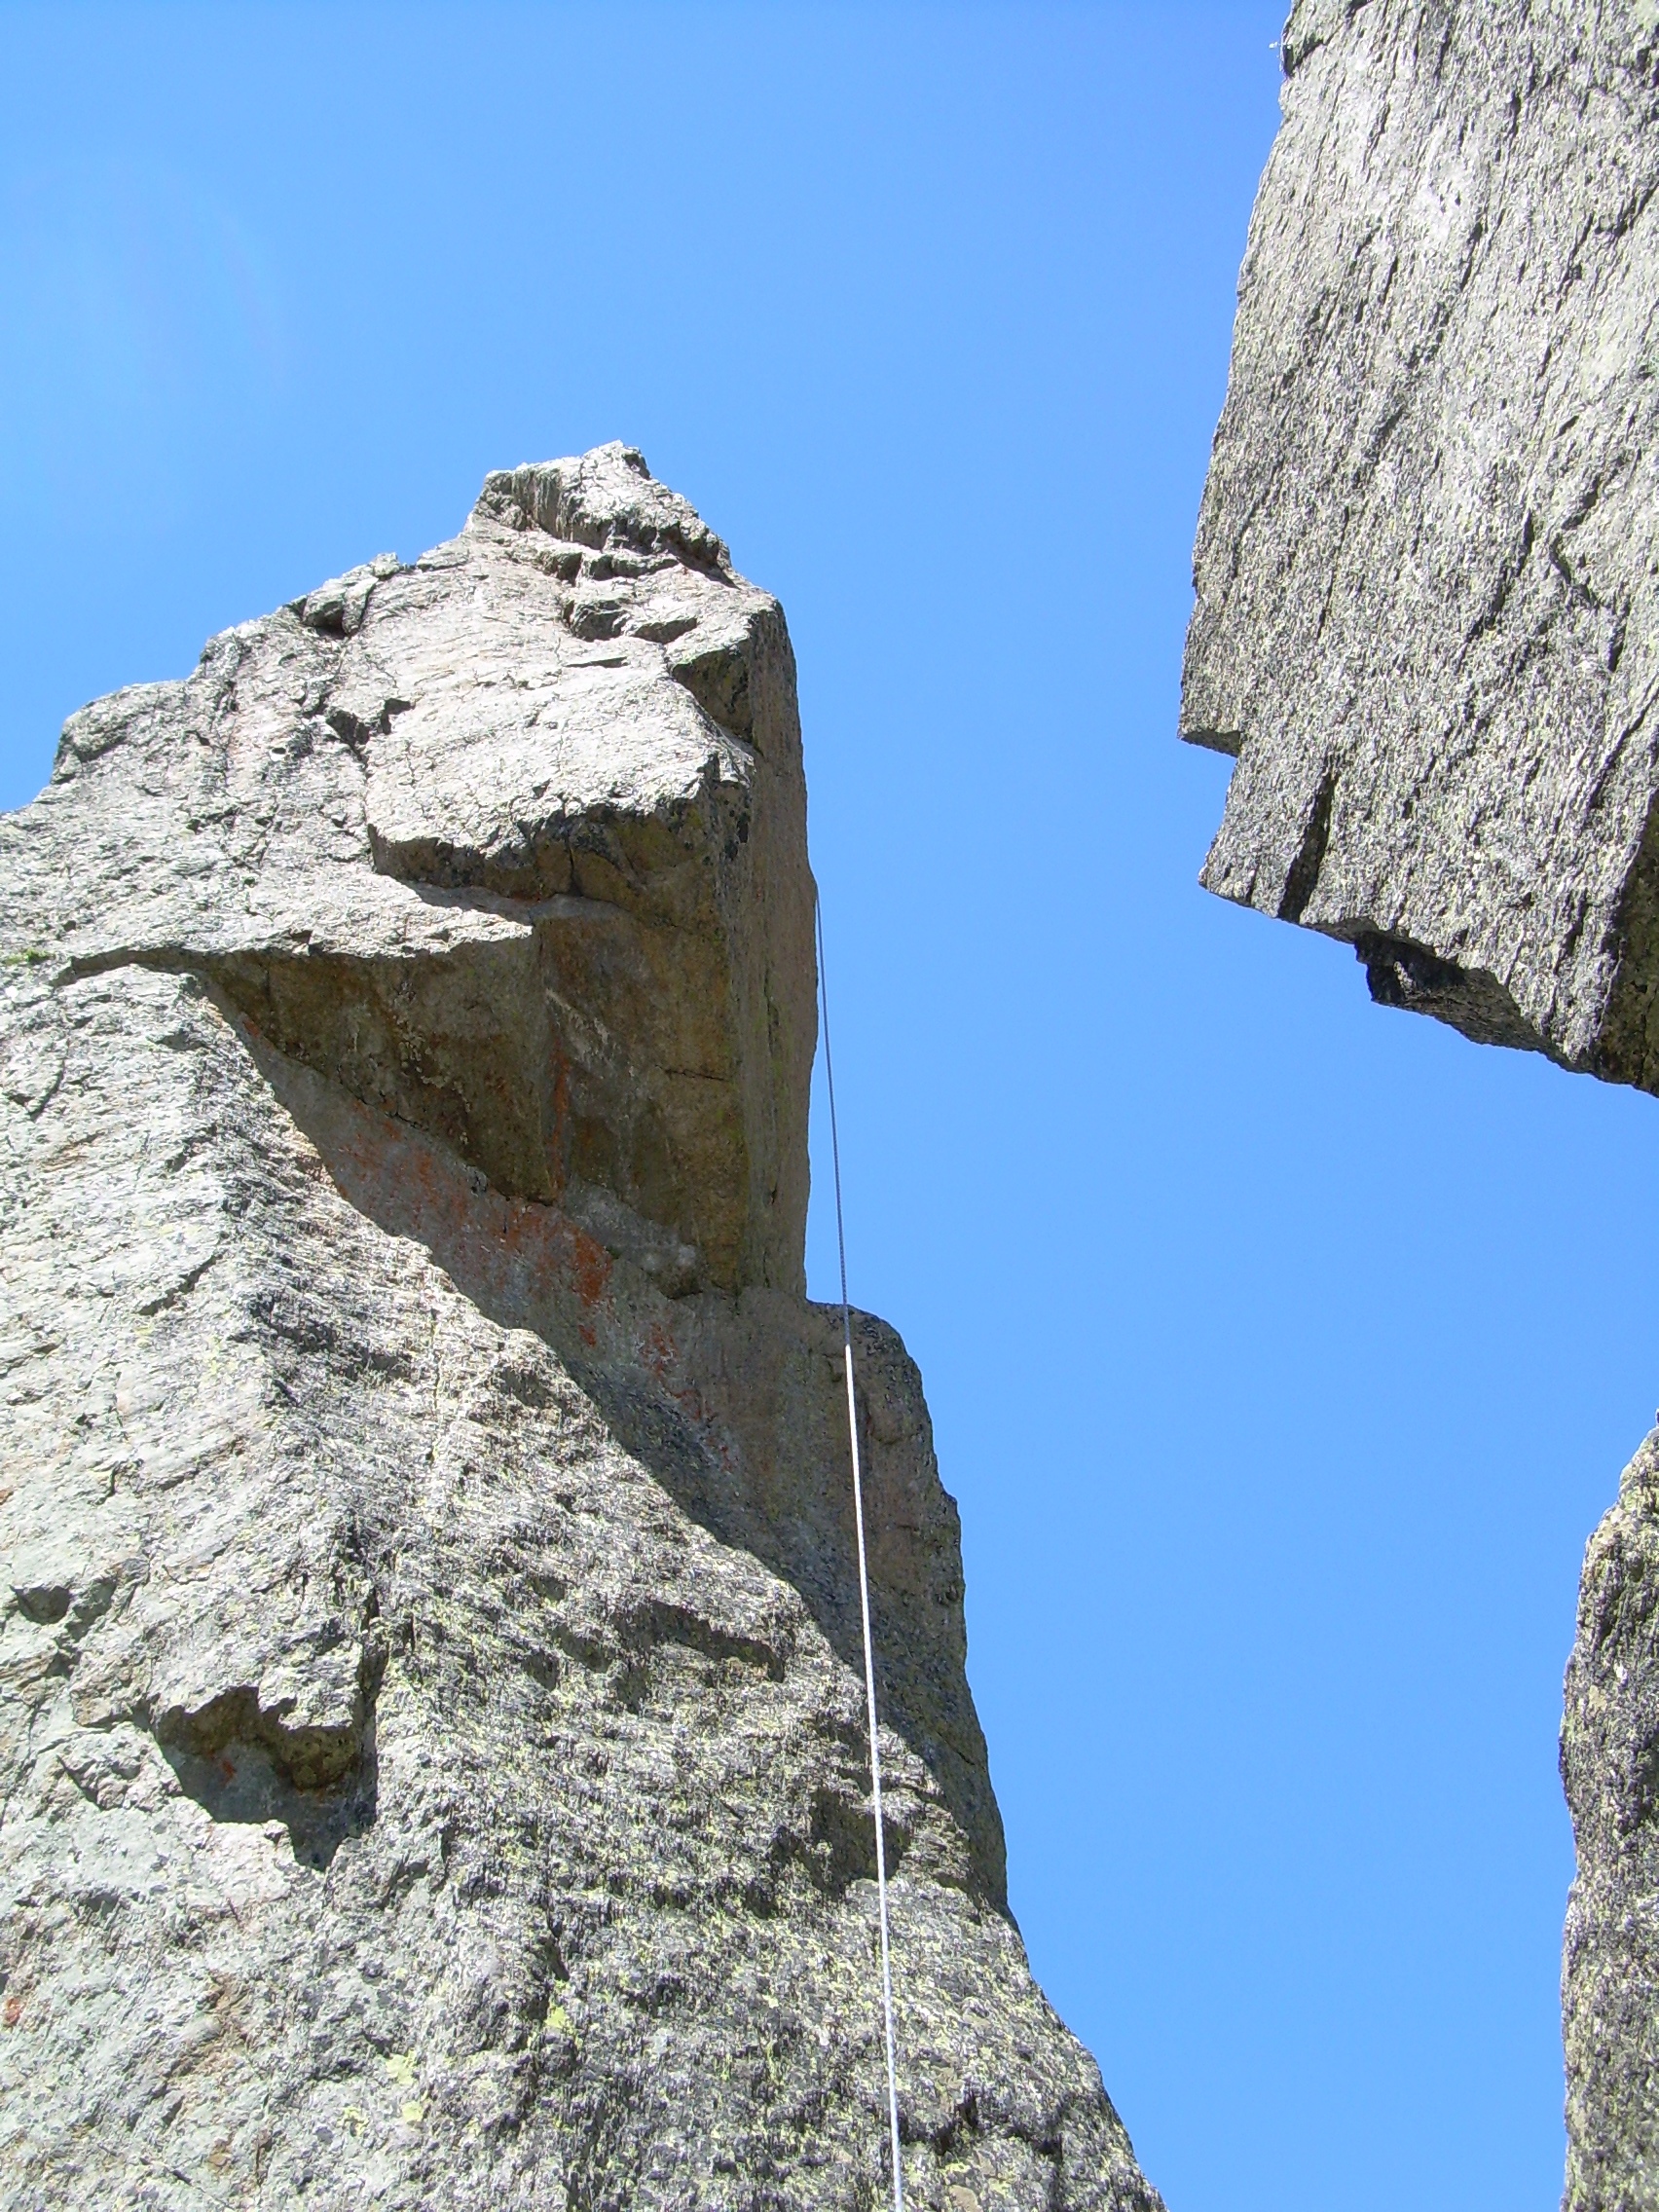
[[815, 894, 903, 2212]]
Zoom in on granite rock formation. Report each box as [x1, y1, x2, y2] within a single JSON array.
[[1181, 5, 1659, 2204], [1185, 0, 1659, 1078], [0, 444, 1162, 2211], [1562, 1427, 1659, 2209]]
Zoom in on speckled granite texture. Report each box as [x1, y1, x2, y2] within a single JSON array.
[[0, 447, 1161, 2211]]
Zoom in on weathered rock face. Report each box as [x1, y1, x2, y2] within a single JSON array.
[[1562, 1429, 1659, 2210], [1182, 6, 1659, 2205], [0, 445, 1161, 2210], [1185, 0, 1659, 1077]]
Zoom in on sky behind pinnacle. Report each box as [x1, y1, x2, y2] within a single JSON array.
[[1, 9, 1641, 2207]]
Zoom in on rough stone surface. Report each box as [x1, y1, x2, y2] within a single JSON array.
[[0, 445, 1161, 2210], [1563, 1430, 1659, 2211], [1182, 7, 1659, 2205], [1184, 0, 1659, 1079]]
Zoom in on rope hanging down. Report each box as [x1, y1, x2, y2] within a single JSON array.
[[815, 895, 904, 2212]]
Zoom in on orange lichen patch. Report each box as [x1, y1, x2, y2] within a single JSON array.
[[672, 1379, 735, 1470], [274, 1029, 624, 1343], [566, 1224, 612, 1310], [3, 1996, 22, 2028]]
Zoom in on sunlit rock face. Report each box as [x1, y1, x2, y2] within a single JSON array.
[[1185, 0, 1659, 1084], [0, 444, 1163, 2211], [1182, 7, 1659, 2204], [1563, 1428, 1659, 2212]]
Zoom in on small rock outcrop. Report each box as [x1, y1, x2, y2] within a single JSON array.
[[0, 445, 1162, 2209], [1562, 1427, 1659, 2209], [1182, 6, 1659, 2204]]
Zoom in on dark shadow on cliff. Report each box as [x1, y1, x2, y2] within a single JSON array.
[[232, 1003, 1009, 1908], [157, 1687, 380, 1871]]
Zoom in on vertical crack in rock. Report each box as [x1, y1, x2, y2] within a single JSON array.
[[1181, 6, 1659, 2201], [1276, 767, 1337, 923], [0, 444, 1162, 2209]]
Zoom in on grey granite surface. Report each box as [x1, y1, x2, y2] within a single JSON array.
[[0, 447, 1161, 2211]]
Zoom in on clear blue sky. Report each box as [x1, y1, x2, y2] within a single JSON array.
[[4, 8, 1652, 2208]]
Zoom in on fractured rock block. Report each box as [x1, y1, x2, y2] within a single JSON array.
[[1183, 0, 1659, 1086]]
